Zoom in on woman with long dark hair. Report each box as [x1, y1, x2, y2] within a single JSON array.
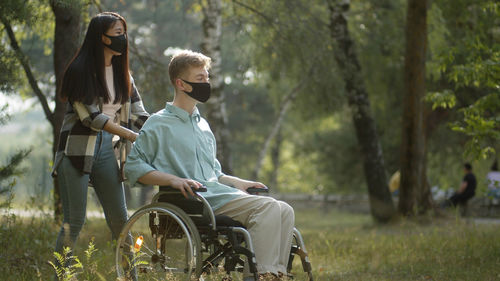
[[52, 12, 148, 255]]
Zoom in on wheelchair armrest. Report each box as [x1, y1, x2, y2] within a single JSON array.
[[159, 185, 207, 193], [246, 187, 269, 195], [195, 186, 208, 192]]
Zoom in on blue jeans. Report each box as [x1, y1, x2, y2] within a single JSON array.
[[55, 131, 129, 253]]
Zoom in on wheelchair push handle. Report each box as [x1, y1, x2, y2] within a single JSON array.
[[246, 186, 269, 194]]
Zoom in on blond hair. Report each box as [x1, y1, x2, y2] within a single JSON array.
[[168, 50, 211, 86]]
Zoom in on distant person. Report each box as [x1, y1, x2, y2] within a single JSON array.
[[51, 12, 149, 259], [389, 170, 400, 195], [444, 163, 477, 207], [486, 160, 500, 198]]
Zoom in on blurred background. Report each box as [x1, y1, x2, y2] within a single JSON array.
[[0, 0, 498, 217]]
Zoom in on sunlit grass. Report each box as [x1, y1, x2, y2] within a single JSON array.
[[294, 209, 500, 280], [1, 208, 500, 280]]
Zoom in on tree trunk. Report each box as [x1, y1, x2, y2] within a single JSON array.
[[269, 129, 282, 191], [398, 0, 428, 216], [51, 0, 83, 220], [200, 0, 233, 174], [417, 104, 439, 214], [328, 0, 395, 223]]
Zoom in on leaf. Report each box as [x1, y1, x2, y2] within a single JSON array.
[[424, 90, 457, 110]]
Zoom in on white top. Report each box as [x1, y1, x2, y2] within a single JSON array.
[[486, 171, 500, 191], [102, 65, 121, 120]]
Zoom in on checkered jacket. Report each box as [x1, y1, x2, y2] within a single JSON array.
[[52, 78, 149, 177]]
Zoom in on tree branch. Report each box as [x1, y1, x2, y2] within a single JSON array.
[[128, 37, 166, 69], [251, 63, 316, 180], [1, 18, 54, 125], [231, 0, 276, 26], [252, 81, 304, 180]]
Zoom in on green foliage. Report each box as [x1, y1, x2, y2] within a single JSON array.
[[49, 247, 84, 281], [0, 104, 10, 125], [0, 148, 31, 212], [0, 0, 37, 24], [0, 105, 31, 244], [427, 0, 500, 159], [231, 0, 344, 117], [451, 94, 500, 158], [82, 238, 107, 281], [424, 90, 457, 110], [0, 45, 22, 93], [0, 0, 56, 100], [0, 109, 52, 203], [49, 239, 108, 281]]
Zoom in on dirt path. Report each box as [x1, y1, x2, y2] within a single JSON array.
[[1, 208, 106, 218]]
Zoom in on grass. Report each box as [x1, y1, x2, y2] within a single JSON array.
[[294, 210, 500, 281], [1, 207, 500, 280]]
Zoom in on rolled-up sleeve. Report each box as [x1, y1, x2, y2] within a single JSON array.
[[73, 102, 110, 131], [130, 78, 149, 131], [214, 158, 225, 179], [124, 129, 158, 186]]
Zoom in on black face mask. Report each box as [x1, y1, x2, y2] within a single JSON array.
[[181, 79, 211, 103], [103, 33, 127, 54]]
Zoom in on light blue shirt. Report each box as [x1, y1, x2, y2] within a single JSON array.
[[125, 103, 245, 210]]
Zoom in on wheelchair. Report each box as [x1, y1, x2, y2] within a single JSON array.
[[115, 186, 313, 280]]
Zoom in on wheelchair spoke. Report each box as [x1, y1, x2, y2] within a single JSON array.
[[116, 203, 202, 280]]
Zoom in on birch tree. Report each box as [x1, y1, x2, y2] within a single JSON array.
[[200, 0, 234, 174], [327, 0, 396, 222]]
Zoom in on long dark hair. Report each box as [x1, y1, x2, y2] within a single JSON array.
[[60, 12, 131, 105]]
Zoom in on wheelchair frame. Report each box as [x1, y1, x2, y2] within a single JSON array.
[[115, 187, 313, 280]]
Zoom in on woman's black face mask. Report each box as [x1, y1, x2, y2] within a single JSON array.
[[103, 33, 127, 54], [181, 79, 211, 103]]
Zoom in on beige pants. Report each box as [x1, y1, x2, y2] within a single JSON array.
[[215, 194, 295, 274]]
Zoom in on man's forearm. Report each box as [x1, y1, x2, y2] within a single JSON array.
[[138, 170, 177, 186], [218, 175, 242, 187], [219, 175, 266, 191], [457, 182, 467, 193]]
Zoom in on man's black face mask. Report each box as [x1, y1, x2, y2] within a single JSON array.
[[181, 79, 211, 103], [103, 33, 127, 54]]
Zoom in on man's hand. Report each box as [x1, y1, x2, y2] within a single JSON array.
[[170, 176, 204, 198], [233, 179, 267, 193], [218, 175, 267, 193], [138, 171, 203, 199]]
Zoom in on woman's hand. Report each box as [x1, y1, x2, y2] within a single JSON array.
[[128, 131, 139, 142]]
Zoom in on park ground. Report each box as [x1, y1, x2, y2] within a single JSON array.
[[1, 206, 500, 281]]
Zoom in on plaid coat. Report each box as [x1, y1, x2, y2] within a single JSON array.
[[52, 78, 149, 178]]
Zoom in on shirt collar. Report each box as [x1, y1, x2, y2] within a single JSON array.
[[165, 103, 200, 123]]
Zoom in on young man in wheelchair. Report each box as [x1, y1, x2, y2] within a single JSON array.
[[124, 50, 295, 280]]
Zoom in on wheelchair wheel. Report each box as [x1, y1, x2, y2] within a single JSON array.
[[116, 203, 202, 280]]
